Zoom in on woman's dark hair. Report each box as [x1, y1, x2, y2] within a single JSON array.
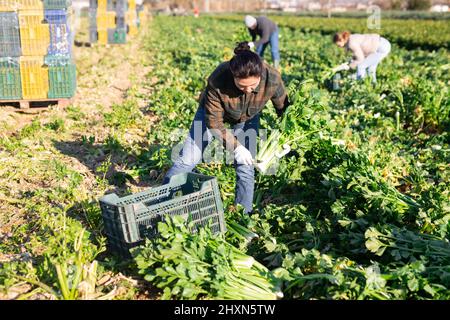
[[333, 31, 351, 43], [229, 42, 263, 79]]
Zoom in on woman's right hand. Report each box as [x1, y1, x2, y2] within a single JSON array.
[[234, 145, 253, 165]]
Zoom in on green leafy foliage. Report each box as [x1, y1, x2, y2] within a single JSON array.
[[1, 14, 448, 300], [132, 216, 283, 300], [132, 16, 449, 300]]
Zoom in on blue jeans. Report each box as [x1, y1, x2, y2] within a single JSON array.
[[356, 37, 391, 83], [256, 28, 280, 62], [163, 106, 260, 214]]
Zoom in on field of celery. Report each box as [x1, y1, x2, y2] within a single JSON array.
[[215, 14, 450, 49], [0, 14, 449, 300]]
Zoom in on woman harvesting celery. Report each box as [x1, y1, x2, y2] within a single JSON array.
[[163, 42, 289, 214]]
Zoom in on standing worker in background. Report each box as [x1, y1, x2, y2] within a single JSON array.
[[333, 31, 391, 83], [244, 15, 281, 70], [163, 42, 289, 214]]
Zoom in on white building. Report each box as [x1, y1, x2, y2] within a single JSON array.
[[430, 4, 449, 12]]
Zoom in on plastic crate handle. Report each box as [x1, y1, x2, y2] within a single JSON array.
[[99, 193, 121, 206], [194, 191, 202, 222]]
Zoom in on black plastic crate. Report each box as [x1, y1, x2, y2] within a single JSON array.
[[45, 55, 76, 98], [0, 12, 21, 57], [90, 0, 125, 11], [99, 173, 226, 258], [44, 8, 69, 24]]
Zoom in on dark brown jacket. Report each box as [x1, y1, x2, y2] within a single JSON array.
[[200, 61, 289, 150]]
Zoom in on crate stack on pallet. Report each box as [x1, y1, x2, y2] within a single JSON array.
[[89, 0, 117, 45], [0, 0, 76, 107], [89, 0, 147, 45]]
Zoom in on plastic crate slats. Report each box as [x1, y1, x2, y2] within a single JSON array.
[[43, 0, 72, 10], [120, 188, 171, 207], [0, 12, 21, 57], [97, 0, 107, 10], [99, 173, 226, 258], [119, 185, 172, 205], [19, 11, 50, 56], [0, 57, 21, 99], [19, 56, 48, 99], [44, 9, 69, 24], [89, 28, 97, 43], [0, 0, 44, 11], [96, 11, 116, 30], [90, 0, 127, 12], [47, 62, 76, 97]]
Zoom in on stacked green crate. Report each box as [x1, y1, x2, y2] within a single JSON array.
[[45, 55, 76, 98], [0, 57, 22, 99], [109, 0, 127, 44], [0, 12, 21, 57], [108, 27, 126, 44]]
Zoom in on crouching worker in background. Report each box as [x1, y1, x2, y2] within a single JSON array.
[[333, 31, 391, 83], [244, 15, 281, 70], [163, 42, 289, 214]]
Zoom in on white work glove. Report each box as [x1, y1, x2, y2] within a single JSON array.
[[248, 42, 255, 49], [234, 145, 253, 165], [333, 63, 350, 72]]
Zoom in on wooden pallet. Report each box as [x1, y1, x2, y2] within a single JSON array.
[[0, 98, 72, 109]]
